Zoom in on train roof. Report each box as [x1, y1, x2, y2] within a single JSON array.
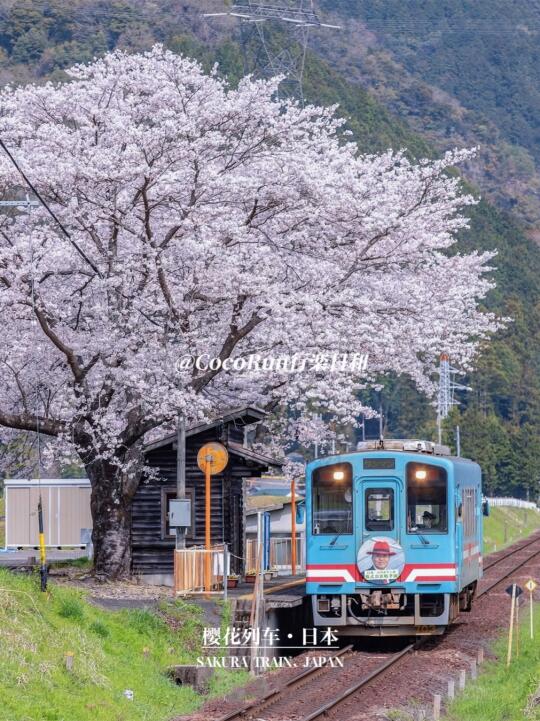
[[356, 439, 451, 455], [307, 439, 480, 470]]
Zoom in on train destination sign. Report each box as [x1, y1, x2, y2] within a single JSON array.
[[363, 458, 396, 470]]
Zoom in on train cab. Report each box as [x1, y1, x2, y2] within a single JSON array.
[[305, 439, 483, 636]]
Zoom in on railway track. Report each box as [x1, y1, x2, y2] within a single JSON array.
[[482, 532, 540, 572], [216, 644, 356, 721], [214, 533, 540, 721], [478, 534, 540, 598]]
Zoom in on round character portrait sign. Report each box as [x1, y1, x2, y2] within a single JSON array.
[[357, 536, 405, 584]]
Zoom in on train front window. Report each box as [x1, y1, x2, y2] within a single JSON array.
[[312, 462, 353, 535], [406, 463, 447, 533], [365, 489, 394, 531]]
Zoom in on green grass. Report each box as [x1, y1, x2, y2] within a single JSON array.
[[0, 570, 248, 721], [49, 557, 93, 570], [483, 506, 540, 555], [445, 603, 540, 721]]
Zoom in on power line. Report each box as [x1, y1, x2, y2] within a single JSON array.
[[0, 137, 102, 278], [206, 1, 340, 103]]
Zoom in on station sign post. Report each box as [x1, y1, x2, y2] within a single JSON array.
[[505, 583, 523, 666], [525, 579, 537, 640], [197, 442, 229, 592]]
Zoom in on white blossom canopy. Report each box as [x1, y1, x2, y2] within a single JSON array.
[[0, 46, 497, 467]]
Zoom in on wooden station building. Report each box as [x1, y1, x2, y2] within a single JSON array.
[[133, 406, 280, 583]]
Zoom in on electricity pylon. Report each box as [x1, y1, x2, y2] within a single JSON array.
[[437, 352, 471, 445], [205, 1, 339, 103]]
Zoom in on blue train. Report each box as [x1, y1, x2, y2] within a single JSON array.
[[305, 439, 486, 636]]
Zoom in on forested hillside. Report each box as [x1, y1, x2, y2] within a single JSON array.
[[316, 0, 540, 230], [0, 0, 538, 498]]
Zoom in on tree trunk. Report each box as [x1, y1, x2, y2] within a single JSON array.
[[84, 448, 143, 580]]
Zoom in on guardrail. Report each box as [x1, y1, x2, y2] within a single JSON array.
[[487, 497, 539, 511]]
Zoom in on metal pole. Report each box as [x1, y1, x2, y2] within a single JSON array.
[[507, 584, 516, 667], [291, 479, 297, 577], [223, 543, 228, 602], [530, 590, 534, 640], [38, 497, 47, 592], [204, 457, 212, 592], [515, 594, 520, 658], [456, 425, 461, 457], [176, 413, 186, 550]]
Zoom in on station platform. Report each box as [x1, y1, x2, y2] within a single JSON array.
[[231, 575, 306, 609]]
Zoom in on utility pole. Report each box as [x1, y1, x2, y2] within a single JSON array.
[[175, 413, 186, 550], [205, 1, 339, 103], [455, 425, 461, 457]]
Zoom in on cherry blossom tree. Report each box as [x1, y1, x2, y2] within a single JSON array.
[[0, 46, 497, 578]]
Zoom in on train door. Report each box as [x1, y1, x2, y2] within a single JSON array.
[[455, 485, 463, 584], [355, 478, 403, 581]]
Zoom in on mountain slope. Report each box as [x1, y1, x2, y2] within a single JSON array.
[[316, 0, 540, 229]]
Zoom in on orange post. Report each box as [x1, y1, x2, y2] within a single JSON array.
[[204, 458, 212, 591], [291, 478, 297, 577], [196, 442, 228, 593]]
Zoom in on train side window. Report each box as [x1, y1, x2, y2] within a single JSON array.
[[365, 488, 394, 531], [312, 462, 353, 535], [406, 463, 448, 534]]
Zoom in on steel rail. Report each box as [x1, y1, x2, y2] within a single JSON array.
[[483, 532, 540, 571], [216, 643, 355, 721], [300, 643, 415, 721], [478, 543, 540, 598]]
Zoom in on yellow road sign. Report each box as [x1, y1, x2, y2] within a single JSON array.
[[197, 442, 228, 474], [525, 579, 537, 593]]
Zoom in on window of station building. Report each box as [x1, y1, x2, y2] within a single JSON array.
[[406, 463, 447, 534], [312, 462, 353, 535], [365, 488, 394, 531]]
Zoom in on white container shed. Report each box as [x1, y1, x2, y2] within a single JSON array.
[[4, 478, 92, 548]]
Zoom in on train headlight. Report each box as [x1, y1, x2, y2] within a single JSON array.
[[333, 470, 345, 481], [415, 469, 427, 480]]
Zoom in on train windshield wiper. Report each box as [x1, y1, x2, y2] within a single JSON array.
[[411, 526, 430, 545]]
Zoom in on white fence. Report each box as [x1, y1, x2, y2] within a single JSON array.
[[246, 536, 305, 574], [487, 497, 539, 511]]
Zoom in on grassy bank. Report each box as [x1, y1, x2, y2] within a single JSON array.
[[483, 506, 540, 555], [0, 570, 246, 721], [445, 603, 540, 721]]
